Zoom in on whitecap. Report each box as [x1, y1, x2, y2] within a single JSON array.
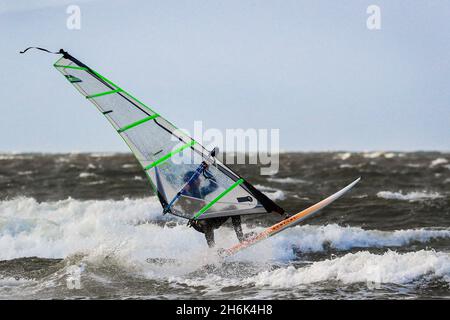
[[248, 250, 450, 287], [430, 158, 448, 168], [79, 172, 96, 178], [376, 191, 443, 201], [267, 177, 308, 184]]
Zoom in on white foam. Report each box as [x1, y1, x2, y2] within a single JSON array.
[[253, 184, 286, 201], [430, 158, 448, 168], [267, 177, 308, 184], [254, 184, 275, 192], [264, 190, 286, 201], [86, 180, 105, 185], [89, 152, 119, 158], [1, 198, 449, 262], [334, 152, 352, 160], [248, 250, 450, 287], [0, 154, 28, 160], [363, 151, 384, 159], [274, 224, 450, 253], [2, 198, 450, 287], [18, 171, 33, 176], [0, 276, 34, 287], [0, 197, 172, 260], [79, 172, 96, 178], [377, 191, 443, 201]]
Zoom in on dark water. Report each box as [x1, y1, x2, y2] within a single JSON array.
[[0, 152, 449, 299]]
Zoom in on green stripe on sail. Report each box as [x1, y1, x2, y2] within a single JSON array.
[[54, 64, 88, 71], [117, 114, 160, 133], [86, 89, 123, 99], [193, 179, 245, 220], [144, 140, 196, 170], [89, 70, 159, 115]]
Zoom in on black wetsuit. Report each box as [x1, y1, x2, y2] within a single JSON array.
[[190, 215, 244, 248], [184, 176, 245, 248]]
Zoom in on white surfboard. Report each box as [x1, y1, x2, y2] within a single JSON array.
[[222, 177, 361, 257]]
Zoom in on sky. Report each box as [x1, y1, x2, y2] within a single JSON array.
[[0, 0, 449, 152]]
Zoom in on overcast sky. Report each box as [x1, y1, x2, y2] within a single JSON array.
[[1, 0, 449, 152]]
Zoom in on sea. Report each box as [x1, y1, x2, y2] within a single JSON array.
[[0, 151, 449, 299]]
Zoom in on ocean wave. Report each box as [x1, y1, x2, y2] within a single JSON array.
[[270, 224, 450, 254], [89, 152, 120, 158], [0, 154, 30, 161], [254, 184, 275, 191], [430, 158, 448, 168], [334, 152, 352, 160], [376, 191, 443, 201], [266, 177, 308, 184], [85, 180, 106, 185], [17, 171, 33, 176], [248, 250, 450, 287], [254, 185, 286, 201], [1, 198, 449, 264], [79, 172, 97, 179], [363, 151, 384, 159], [0, 276, 34, 287], [360, 151, 403, 159], [0, 197, 173, 260], [264, 190, 286, 201]]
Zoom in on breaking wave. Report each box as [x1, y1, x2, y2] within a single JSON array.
[[430, 158, 448, 168], [1, 198, 449, 263], [376, 191, 443, 202], [248, 250, 450, 287], [266, 177, 309, 184]]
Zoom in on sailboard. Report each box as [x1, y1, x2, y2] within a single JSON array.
[[24, 48, 360, 256], [222, 177, 361, 257], [25, 48, 285, 221]]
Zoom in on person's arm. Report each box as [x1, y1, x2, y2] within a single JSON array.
[[200, 169, 218, 196]]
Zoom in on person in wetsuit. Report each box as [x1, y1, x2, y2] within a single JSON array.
[[182, 168, 252, 248]]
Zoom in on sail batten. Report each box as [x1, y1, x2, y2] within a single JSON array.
[[144, 140, 196, 170], [118, 114, 160, 133], [86, 88, 123, 99]]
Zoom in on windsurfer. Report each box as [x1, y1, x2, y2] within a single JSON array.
[[182, 169, 255, 248]]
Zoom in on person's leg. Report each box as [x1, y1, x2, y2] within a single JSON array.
[[204, 225, 215, 248], [231, 216, 245, 242]]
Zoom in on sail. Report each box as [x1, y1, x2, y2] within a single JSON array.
[[53, 50, 284, 220]]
